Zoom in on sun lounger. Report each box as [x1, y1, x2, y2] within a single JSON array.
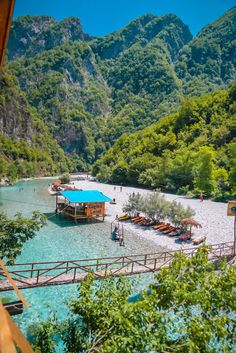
[[135, 217, 146, 224], [192, 236, 206, 245], [158, 224, 170, 231], [131, 216, 143, 223], [154, 222, 167, 230], [133, 217, 145, 224], [153, 222, 164, 230], [163, 227, 176, 234]]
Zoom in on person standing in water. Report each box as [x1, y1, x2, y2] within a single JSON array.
[[200, 193, 204, 202]]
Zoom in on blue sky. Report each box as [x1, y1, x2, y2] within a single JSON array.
[[13, 0, 236, 36]]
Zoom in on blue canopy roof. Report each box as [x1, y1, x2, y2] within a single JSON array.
[[60, 190, 112, 203]]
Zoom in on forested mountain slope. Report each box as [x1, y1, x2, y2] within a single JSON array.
[[0, 73, 70, 180], [93, 84, 236, 199], [9, 41, 110, 169], [176, 6, 236, 95], [4, 7, 236, 173], [92, 7, 236, 142]]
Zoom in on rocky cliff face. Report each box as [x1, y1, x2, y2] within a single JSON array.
[[7, 16, 94, 60], [0, 72, 70, 179], [0, 74, 34, 142]]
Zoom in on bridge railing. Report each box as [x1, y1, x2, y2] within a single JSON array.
[[0, 241, 234, 290]]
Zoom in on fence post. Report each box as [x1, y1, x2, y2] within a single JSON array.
[[105, 264, 108, 276], [31, 264, 34, 278], [73, 267, 77, 282], [144, 254, 147, 266], [154, 258, 157, 271], [36, 270, 40, 284]]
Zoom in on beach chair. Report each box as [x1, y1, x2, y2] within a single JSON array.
[[153, 222, 164, 230], [192, 236, 206, 245], [131, 216, 143, 223], [135, 217, 146, 224], [158, 223, 170, 231], [163, 227, 176, 234]]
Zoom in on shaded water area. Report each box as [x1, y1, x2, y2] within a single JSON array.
[[0, 179, 163, 332]]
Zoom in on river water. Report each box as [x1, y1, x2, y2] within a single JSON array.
[[0, 179, 162, 333]]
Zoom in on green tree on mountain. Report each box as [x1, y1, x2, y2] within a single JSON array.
[[193, 146, 217, 197]]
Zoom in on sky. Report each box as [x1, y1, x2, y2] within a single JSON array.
[[13, 0, 236, 37]]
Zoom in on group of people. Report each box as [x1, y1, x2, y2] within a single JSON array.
[[114, 186, 123, 192]]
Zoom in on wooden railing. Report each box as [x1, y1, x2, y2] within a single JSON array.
[[0, 242, 234, 291]]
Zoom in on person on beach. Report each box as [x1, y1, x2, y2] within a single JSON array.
[[200, 193, 204, 202], [114, 186, 116, 190], [120, 186, 122, 192], [119, 233, 125, 246]]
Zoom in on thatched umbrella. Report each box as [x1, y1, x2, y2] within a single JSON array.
[[181, 218, 202, 236]]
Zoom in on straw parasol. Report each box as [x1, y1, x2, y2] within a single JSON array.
[[181, 218, 202, 236], [53, 179, 61, 185]]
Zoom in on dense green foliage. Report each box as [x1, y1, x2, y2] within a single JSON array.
[[0, 211, 46, 264], [176, 7, 236, 95], [0, 73, 71, 181], [6, 7, 236, 169], [94, 84, 236, 199], [123, 192, 194, 224], [60, 173, 70, 184], [32, 247, 236, 352]]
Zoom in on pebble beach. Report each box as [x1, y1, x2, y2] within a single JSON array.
[[72, 179, 235, 251]]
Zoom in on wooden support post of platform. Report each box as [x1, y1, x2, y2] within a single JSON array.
[[4, 301, 23, 316], [55, 194, 58, 213]]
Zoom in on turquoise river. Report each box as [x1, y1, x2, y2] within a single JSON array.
[[0, 179, 162, 333]]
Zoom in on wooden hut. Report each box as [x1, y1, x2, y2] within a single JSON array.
[[56, 190, 111, 221]]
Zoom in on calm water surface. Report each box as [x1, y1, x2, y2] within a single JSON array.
[[0, 179, 161, 332]]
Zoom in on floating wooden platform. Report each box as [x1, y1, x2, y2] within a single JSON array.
[[0, 242, 234, 291]]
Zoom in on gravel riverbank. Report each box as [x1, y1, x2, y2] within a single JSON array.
[[72, 180, 234, 251]]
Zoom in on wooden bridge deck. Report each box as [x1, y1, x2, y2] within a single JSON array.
[[0, 242, 234, 291]]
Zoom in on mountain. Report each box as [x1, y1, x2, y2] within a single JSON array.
[[3, 7, 236, 176], [0, 72, 71, 180], [176, 6, 236, 96], [92, 13, 192, 60], [93, 83, 236, 199], [7, 16, 94, 61], [7, 13, 193, 167]]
